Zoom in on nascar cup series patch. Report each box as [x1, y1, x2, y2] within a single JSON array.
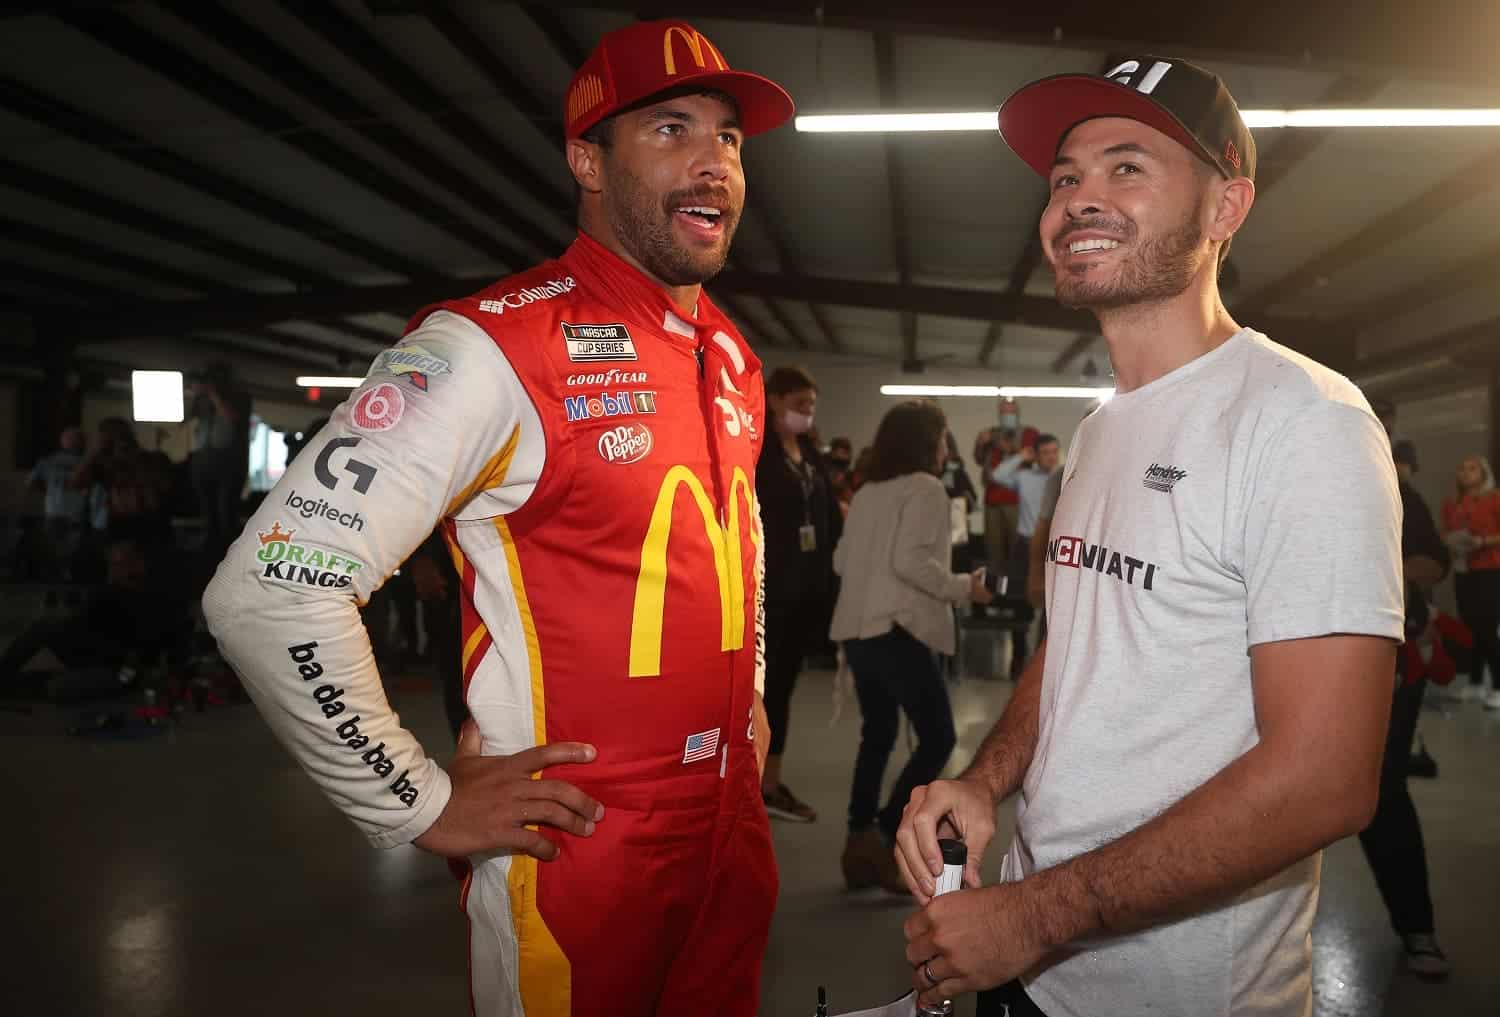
[[562, 322, 638, 362]]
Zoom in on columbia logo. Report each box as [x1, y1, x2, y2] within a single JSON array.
[[1143, 463, 1187, 493]]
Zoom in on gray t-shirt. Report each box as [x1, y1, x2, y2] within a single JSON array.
[[1007, 330, 1403, 1017]]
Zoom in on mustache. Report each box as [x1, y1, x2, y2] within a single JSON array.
[[1053, 216, 1132, 245], [662, 184, 737, 215]]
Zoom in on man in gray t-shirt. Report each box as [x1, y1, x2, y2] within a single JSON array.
[[896, 57, 1401, 1017]]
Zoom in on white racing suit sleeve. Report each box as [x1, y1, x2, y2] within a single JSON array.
[[202, 311, 543, 848]]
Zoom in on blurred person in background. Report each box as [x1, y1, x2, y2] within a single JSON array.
[[1442, 453, 1500, 708], [1355, 436, 1453, 979], [757, 365, 840, 822], [72, 417, 172, 555], [992, 432, 1060, 676], [974, 409, 1021, 583], [189, 361, 253, 562], [830, 400, 993, 892], [23, 425, 87, 580]]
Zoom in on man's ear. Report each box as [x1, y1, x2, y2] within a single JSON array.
[[567, 138, 604, 196], [1209, 176, 1255, 247]]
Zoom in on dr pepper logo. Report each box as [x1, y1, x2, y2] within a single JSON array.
[[598, 423, 653, 465]]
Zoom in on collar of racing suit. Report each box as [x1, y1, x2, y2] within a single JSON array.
[[562, 231, 727, 340]]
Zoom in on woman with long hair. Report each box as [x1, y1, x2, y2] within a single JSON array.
[[1442, 454, 1500, 707], [830, 400, 993, 892]]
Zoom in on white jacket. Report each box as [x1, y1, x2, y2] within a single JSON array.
[[830, 472, 971, 654]]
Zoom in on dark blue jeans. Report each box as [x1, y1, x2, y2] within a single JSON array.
[[844, 626, 956, 839]]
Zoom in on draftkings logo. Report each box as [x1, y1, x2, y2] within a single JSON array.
[[1142, 463, 1188, 493], [1047, 535, 1160, 592]]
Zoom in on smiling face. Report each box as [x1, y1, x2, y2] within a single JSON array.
[[1040, 117, 1222, 311], [572, 91, 746, 287]]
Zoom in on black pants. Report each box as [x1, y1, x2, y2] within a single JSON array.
[[1357, 678, 1435, 936], [764, 597, 823, 757], [977, 979, 1049, 1016], [192, 458, 242, 563], [844, 626, 956, 839], [1455, 569, 1500, 687]]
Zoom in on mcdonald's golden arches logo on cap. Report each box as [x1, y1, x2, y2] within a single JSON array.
[[663, 25, 727, 76], [568, 74, 605, 127]]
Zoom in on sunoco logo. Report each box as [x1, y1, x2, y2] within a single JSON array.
[[477, 276, 576, 315], [598, 424, 653, 465]]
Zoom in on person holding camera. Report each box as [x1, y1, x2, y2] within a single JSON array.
[[830, 400, 994, 893]]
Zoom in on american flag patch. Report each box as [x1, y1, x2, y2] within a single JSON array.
[[682, 727, 721, 765]]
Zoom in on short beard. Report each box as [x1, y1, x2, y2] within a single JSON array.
[[603, 160, 738, 287], [1054, 207, 1205, 311]]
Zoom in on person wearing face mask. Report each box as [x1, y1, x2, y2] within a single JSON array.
[[756, 365, 840, 822]]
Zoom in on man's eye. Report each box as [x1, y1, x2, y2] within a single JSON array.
[[658, 123, 684, 136], [720, 132, 742, 147], [1115, 162, 1142, 175], [1051, 174, 1077, 191]]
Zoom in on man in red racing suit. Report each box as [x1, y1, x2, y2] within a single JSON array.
[[203, 20, 795, 1017]]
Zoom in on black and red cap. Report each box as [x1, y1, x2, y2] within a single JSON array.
[[999, 56, 1255, 182], [564, 20, 794, 140]]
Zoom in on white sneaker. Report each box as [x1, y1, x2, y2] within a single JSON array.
[[1484, 689, 1500, 711]]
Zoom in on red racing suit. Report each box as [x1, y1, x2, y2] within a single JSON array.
[[203, 232, 776, 1016]]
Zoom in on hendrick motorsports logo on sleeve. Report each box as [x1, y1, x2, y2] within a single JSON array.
[[562, 322, 638, 362], [254, 522, 365, 590]]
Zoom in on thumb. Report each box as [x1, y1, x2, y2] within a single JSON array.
[[454, 719, 481, 759]]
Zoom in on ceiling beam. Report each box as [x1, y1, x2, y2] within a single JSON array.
[[1236, 138, 1500, 316], [0, 71, 436, 283], [750, 202, 839, 351], [520, 3, 589, 69], [873, 32, 918, 366], [423, 1, 562, 150], [53, 266, 1350, 356], [1348, 314, 1500, 381], [1051, 334, 1098, 374], [276, 0, 570, 230], [1338, 247, 1500, 334], [977, 322, 1003, 365], [53, 9, 531, 271], [619, 2, 1500, 87], [1250, 74, 1383, 196], [160, 0, 562, 258]]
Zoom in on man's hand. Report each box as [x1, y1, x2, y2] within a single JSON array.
[[895, 775, 997, 902], [904, 881, 1048, 1006], [752, 693, 770, 777], [415, 720, 603, 860]]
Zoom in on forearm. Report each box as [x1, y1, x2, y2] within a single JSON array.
[[962, 639, 1044, 800], [1023, 737, 1375, 950]]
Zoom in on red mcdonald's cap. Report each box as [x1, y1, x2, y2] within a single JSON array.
[[564, 20, 795, 140]]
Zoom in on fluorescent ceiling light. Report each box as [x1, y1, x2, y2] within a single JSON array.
[[131, 370, 184, 423], [882, 384, 1114, 400], [296, 376, 364, 388], [797, 109, 1500, 133]]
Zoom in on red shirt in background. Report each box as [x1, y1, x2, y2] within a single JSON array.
[[1442, 489, 1500, 571]]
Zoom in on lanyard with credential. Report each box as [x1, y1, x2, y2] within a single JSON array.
[[783, 446, 817, 553]]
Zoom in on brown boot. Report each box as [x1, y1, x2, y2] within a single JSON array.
[[842, 829, 911, 895]]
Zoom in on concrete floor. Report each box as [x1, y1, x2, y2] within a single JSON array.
[[5, 667, 1498, 1016]]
